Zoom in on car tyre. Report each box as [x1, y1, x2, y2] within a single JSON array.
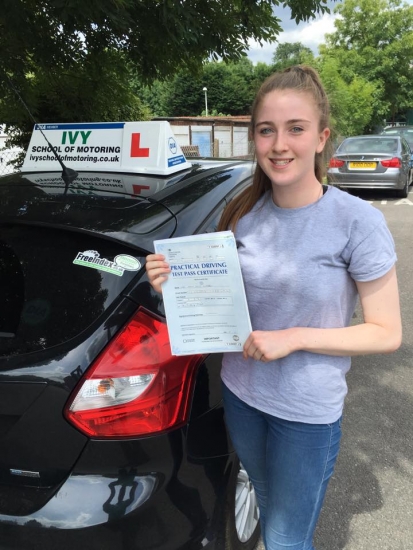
[[397, 176, 409, 198], [223, 458, 261, 550]]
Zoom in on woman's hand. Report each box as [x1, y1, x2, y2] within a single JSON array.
[[145, 253, 171, 293], [243, 329, 297, 362]]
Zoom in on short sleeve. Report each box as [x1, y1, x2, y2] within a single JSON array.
[[347, 219, 397, 282]]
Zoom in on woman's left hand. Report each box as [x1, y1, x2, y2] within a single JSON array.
[[243, 330, 297, 362]]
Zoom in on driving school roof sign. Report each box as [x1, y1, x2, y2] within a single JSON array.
[[21, 121, 192, 175]]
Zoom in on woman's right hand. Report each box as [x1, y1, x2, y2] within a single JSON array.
[[145, 253, 171, 293]]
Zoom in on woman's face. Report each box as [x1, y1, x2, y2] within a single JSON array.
[[253, 89, 330, 192]]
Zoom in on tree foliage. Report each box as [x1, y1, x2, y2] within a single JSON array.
[[2, 0, 413, 157], [0, 0, 337, 153], [133, 58, 272, 118], [319, 0, 413, 127], [0, 0, 334, 80], [0, 50, 151, 159], [272, 42, 315, 70], [317, 55, 377, 138]]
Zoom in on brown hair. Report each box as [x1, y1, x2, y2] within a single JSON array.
[[218, 65, 331, 232]]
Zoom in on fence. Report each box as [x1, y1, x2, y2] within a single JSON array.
[[383, 122, 407, 128], [0, 148, 21, 176]]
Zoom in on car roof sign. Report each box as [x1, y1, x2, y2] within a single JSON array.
[[21, 121, 192, 175]]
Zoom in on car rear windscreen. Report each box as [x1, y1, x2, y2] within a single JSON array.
[[0, 225, 144, 357], [340, 138, 398, 155]]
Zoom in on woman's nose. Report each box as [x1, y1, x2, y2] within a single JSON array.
[[271, 132, 287, 152]]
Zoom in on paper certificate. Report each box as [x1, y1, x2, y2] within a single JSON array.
[[154, 231, 252, 356]]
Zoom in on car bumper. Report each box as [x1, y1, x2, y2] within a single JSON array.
[[0, 428, 234, 550], [327, 169, 406, 190]]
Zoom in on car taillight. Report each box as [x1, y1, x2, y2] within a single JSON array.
[[64, 308, 204, 438], [329, 158, 345, 168], [381, 158, 401, 168]]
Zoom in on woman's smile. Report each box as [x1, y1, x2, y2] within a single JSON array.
[[269, 158, 293, 168]]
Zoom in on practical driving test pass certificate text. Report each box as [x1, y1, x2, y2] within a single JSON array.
[[154, 231, 252, 355]]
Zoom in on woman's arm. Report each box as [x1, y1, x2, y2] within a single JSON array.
[[243, 266, 402, 362]]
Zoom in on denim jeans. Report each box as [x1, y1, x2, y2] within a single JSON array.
[[222, 383, 342, 550]]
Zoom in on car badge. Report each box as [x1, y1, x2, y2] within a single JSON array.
[[10, 468, 40, 478]]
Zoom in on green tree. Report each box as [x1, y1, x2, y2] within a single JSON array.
[[250, 62, 275, 92], [320, 0, 413, 128], [272, 42, 315, 70], [0, 0, 335, 81], [0, 50, 151, 163], [204, 59, 256, 116], [317, 54, 377, 139], [0, 0, 337, 155], [133, 79, 171, 118], [159, 69, 204, 117], [135, 58, 274, 118]]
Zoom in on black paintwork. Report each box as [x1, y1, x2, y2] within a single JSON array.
[[0, 159, 253, 550]]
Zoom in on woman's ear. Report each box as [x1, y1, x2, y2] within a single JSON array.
[[317, 127, 330, 153]]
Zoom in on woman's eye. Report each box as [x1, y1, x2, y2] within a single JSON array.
[[259, 127, 273, 135], [291, 126, 303, 133]]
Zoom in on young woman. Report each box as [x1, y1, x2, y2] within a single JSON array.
[[145, 65, 402, 550]]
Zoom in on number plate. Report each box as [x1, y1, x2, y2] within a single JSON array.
[[348, 162, 377, 170]]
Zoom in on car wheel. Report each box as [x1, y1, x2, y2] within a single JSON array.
[[223, 458, 261, 550], [397, 177, 409, 198]]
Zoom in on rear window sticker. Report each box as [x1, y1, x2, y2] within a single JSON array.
[[114, 254, 141, 271], [73, 250, 124, 276]]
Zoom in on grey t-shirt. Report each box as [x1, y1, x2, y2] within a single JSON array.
[[221, 186, 397, 423]]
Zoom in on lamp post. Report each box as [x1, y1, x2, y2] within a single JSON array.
[[202, 87, 208, 117]]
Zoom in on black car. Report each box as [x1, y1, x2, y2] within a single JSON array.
[[0, 122, 260, 550]]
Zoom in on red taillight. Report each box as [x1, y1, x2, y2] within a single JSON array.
[[64, 308, 204, 438], [381, 157, 401, 168], [329, 158, 345, 168]]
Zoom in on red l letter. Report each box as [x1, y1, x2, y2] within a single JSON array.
[[130, 133, 150, 157], [132, 184, 151, 196]]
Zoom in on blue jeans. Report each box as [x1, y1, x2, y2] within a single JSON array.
[[222, 383, 342, 550]]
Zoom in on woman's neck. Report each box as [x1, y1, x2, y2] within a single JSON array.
[[271, 182, 323, 209]]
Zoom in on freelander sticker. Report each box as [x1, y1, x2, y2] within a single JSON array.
[[73, 250, 141, 276]]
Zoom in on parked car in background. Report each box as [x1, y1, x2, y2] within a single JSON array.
[[327, 134, 411, 197], [0, 121, 260, 550], [380, 125, 413, 184]]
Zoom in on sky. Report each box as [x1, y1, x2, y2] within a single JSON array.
[[246, 0, 413, 65], [246, 0, 341, 64]]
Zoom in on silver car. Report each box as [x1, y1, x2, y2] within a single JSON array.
[[327, 135, 411, 197]]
